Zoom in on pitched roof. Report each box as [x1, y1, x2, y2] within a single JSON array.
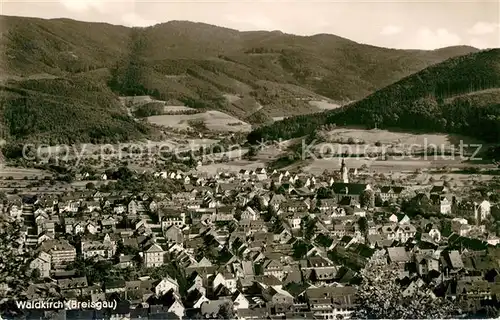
[[387, 247, 409, 263], [332, 183, 368, 195]]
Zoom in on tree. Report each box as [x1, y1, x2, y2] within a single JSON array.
[[85, 182, 96, 190], [114, 166, 133, 181], [0, 219, 34, 312], [246, 146, 258, 159], [295, 179, 305, 188], [217, 302, 234, 319], [292, 240, 310, 259], [317, 187, 333, 199], [357, 216, 368, 239], [301, 216, 316, 241], [249, 195, 266, 211], [353, 261, 461, 319], [360, 189, 375, 209]]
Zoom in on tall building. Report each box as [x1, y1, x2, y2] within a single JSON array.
[[340, 159, 349, 183]]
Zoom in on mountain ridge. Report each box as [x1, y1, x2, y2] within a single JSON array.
[[0, 15, 482, 144]]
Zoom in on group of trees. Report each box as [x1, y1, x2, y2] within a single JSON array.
[[354, 260, 462, 319], [0, 219, 35, 313]]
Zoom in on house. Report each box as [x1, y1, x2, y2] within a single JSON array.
[[232, 291, 249, 310], [287, 213, 302, 230], [155, 276, 179, 296], [317, 199, 337, 212], [162, 291, 185, 319], [306, 286, 357, 320], [164, 226, 184, 244], [128, 200, 139, 216], [388, 213, 410, 225], [269, 194, 286, 210], [241, 207, 258, 221], [331, 183, 371, 202], [213, 272, 237, 293], [263, 286, 294, 305], [8, 200, 23, 219], [430, 195, 452, 215], [380, 224, 416, 243], [58, 277, 88, 297], [81, 234, 116, 260], [60, 200, 80, 213], [263, 259, 285, 281], [116, 254, 135, 269], [40, 239, 76, 267], [430, 185, 448, 195], [255, 168, 267, 181], [387, 247, 410, 268], [378, 186, 405, 202], [143, 243, 165, 268], [29, 252, 51, 278], [105, 279, 127, 294], [238, 169, 251, 179], [415, 253, 440, 276], [161, 209, 186, 228]]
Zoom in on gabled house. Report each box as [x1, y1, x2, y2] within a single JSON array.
[[255, 168, 267, 181], [29, 251, 51, 278], [306, 286, 357, 319], [232, 291, 249, 310], [143, 243, 165, 268], [155, 276, 179, 296], [378, 186, 405, 202], [263, 259, 285, 281], [241, 207, 258, 221], [213, 272, 237, 293]]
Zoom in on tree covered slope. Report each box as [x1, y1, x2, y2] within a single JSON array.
[[0, 76, 152, 144], [248, 49, 500, 143]]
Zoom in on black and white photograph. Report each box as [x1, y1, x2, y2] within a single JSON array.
[[0, 0, 499, 318]]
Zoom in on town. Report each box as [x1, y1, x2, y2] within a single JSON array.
[[1, 150, 499, 319]]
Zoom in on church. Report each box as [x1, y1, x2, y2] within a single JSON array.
[[331, 159, 371, 203]]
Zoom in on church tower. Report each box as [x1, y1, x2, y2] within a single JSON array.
[[340, 158, 349, 183]]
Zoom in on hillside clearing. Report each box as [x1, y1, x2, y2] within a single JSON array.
[[147, 110, 252, 132], [309, 100, 343, 110], [321, 128, 485, 147]]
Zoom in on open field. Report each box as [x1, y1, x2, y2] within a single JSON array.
[[196, 160, 265, 175], [223, 93, 242, 103], [201, 148, 249, 162], [163, 105, 194, 112], [321, 128, 485, 147], [0, 167, 51, 179], [308, 100, 343, 110], [147, 110, 252, 132], [301, 157, 497, 175]]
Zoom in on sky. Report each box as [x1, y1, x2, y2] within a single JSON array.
[[1, 0, 499, 50]]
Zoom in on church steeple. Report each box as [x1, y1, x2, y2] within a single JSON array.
[[340, 158, 349, 183]]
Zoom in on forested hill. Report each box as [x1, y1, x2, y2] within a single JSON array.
[[0, 76, 153, 145], [0, 15, 480, 144], [248, 49, 500, 144]]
